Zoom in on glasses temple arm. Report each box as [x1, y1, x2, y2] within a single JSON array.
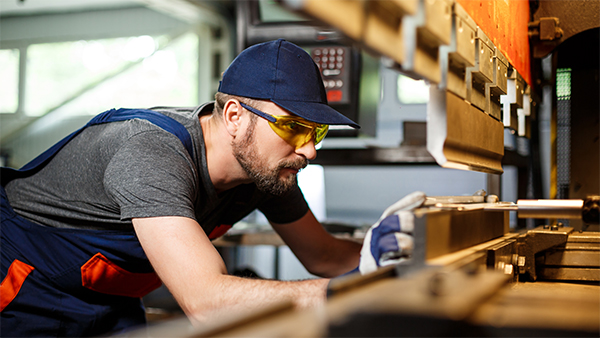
[[239, 102, 277, 123]]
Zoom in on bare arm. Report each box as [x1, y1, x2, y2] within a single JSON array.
[[133, 216, 329, 323], [271, 210, 361, 278]]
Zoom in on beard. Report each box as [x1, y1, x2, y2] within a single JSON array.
[[232, 119, 308, 196]]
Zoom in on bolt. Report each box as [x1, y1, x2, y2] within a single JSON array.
[[551, 224, 559, 231], [543, 224, 550, 229]]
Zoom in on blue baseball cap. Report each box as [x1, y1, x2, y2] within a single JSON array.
[[218, 39, 360, 129]]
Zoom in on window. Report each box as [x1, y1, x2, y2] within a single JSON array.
[[397, 74, 429, 104], [25, 37, 142, 116], [24, 33, 198, 117], [0, 49, 20, 113], [51, 33, 198, 116]]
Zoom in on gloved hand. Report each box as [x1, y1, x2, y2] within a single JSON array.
[[359, 191, 426, 275]]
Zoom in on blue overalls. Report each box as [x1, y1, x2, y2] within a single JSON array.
[[1, 109, 194, 337]]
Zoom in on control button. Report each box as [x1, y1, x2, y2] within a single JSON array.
[[323, 69, 341, 76], [314, 49, 321, 56], [336, 80, 343, 88], [327, 90, 343, 102], [322, 56, 328, 63], [337, 48, 344, 55], [323, 49, 329, 55]]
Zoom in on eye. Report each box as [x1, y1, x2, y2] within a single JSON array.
[[284, 121, 299, 131]]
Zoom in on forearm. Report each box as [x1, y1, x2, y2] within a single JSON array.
[[308, 237, 361, 278], [133, 216, 331, 324], [178, 274, 329, 323], [272, 211, 362, 278]]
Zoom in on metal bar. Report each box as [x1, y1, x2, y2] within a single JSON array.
[[517, 199, 583, 219]]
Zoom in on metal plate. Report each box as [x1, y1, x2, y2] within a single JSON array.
[[428, 89, 505, 174]]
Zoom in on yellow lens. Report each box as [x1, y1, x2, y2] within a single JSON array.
[[314, 125, 329, 144], [268, 116, 328, 149]]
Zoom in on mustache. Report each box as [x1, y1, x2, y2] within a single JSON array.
[[278, 158, 308, 171]]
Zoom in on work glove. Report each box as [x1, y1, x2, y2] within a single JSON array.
[[359, 191, 426, 275]]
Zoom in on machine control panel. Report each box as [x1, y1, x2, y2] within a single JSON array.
[[311, 46, 351, 105]]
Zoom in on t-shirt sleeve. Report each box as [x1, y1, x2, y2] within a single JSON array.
[[104, 130, 198, 221], [257, 184, 310, 224]]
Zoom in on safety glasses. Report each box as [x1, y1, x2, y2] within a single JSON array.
[[240, 102, 329, 149]]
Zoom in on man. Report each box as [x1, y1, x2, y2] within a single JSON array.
[[1, 39, 366, 336]]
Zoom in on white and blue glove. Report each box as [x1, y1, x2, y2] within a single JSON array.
[[359, 191, 426, 275]]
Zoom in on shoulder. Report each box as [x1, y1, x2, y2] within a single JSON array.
[[149, 103, 214, 127]]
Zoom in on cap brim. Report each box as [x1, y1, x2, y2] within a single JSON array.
[[271, 99, 360, 129]]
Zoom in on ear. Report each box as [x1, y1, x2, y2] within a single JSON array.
[[222, 99, 244, 136]]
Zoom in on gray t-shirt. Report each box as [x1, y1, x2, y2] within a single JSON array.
[[5, 103, 309, 236]]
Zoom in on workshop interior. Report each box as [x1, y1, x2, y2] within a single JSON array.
[[1, 0, 599, 336]]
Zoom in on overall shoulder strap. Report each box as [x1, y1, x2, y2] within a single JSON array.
[[1, 108, 194, 186]]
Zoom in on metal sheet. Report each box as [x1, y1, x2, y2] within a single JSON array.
[[413, 207, 509, 260], [427, 89, 505, 174]]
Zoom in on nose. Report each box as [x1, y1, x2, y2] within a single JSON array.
[[295, 139, 317, 160]]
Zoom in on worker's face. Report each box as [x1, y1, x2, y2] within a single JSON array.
[[232, 101, 316, 196]]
